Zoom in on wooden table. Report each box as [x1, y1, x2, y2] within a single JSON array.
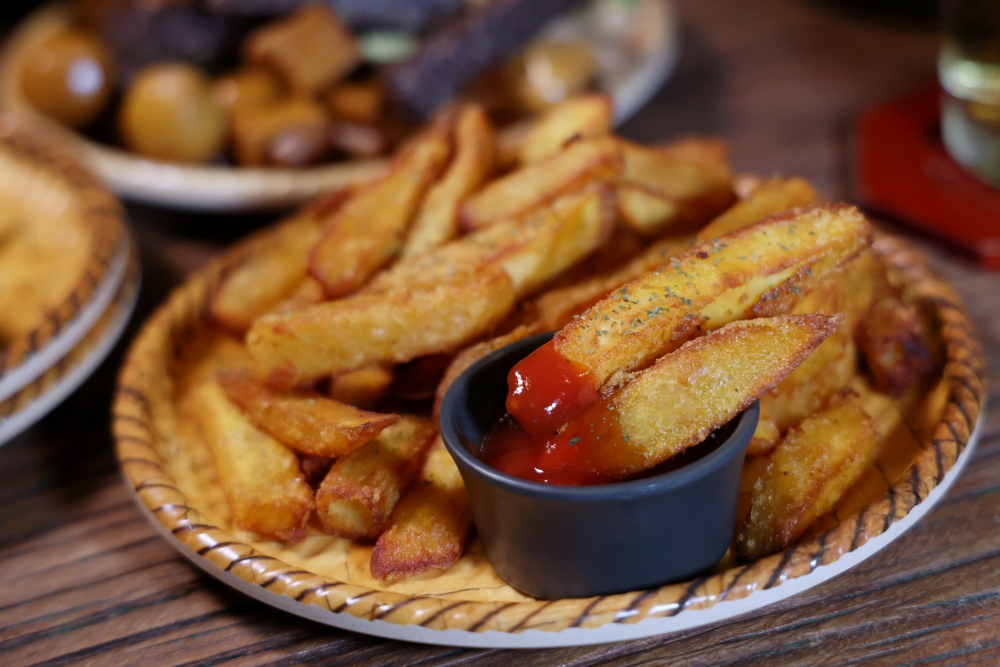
[[3, 0, 999, 664]]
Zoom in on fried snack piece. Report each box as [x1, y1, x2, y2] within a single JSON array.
[[243, 5, 359, 96], [433, 324, 542, 418], [217, 372, 399, 458], [370, 436, 472, 580], [616, 139, 735, 235], [533, 234, 696, 330], [248, 268, 516, 387], [540, 315, 840, 480], [459, 137, 622, 230], [191, 381, 313, 543], [261, 277, 326, 319], [857, 278, 935, 395], [330, 365, 395, 409], [736, 396, 879, 561], [403, 104, 494, 257], [230, 98, 330, 167], [325, 80, 385, 125], [518, 94, 613, 164], [494, 120, 532, 171], [554, 204, 872, 392], [373, 184, 614, 299], [210, 212, 324, 332], [696, 177, 817, 243], [309, 120, 451, 297], [316, 415, 436, 539]]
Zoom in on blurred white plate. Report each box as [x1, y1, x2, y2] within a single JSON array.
[[0, 0, 677, 213]]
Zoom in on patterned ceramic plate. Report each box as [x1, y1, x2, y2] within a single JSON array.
[[112, 227, 985, 648], [1, 238, 139, 446], [0, 1, 677, 212], [0, 118, 129, 403]]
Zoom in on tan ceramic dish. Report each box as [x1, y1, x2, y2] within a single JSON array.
[[0, 116, 128, 402], [0, 1, 677, 213], [112, 223, 986, 647]]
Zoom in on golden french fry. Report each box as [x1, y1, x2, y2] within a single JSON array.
[[371, 184, 614, 299], [494, 120, 532, 171], [736, 395, 879, 561], [616, 138, 734, 235], [210, 212, 324, 332], [247, 268, 516, 387], [315, 415, 436, 539], [555, 205, 873, 391], [518, 94, 613, 164], [696, 177, 817, 243], [217, 372, 399, 458], [658, 137, 730, 165], [190, 381, 313, 542], [547, 315, 840, 480], [459, 137, 622, 230], [433, 324, 542, 418], [330, 365, 394, 409], [533, 234, 695, 330], [370, 436, 471, 580], [403, 104, 494, 257], [260, 277, 326, 319], [309, 119, 451, 297]]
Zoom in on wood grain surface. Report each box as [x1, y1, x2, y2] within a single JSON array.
[[3, 0, 1000, 664]]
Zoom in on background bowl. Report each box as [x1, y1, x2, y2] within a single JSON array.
[[439, 331, 760, 600]]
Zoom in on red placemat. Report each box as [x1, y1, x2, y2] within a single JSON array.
[[855, 83, 1000, 269]]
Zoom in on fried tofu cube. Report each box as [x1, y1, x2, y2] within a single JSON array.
[[230, 98, 329, 167]]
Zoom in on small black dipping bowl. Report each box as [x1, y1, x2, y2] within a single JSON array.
[[439, 331, 759, 600]]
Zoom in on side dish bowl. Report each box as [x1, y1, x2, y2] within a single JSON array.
[[439, 331, 759, 600]]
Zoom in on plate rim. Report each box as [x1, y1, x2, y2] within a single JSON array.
[[0, 1, 678, 212], [111, 228, 987, 647], [0, 119, 129, 396]]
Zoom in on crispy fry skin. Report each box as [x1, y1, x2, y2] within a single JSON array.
[[330, 365, 395, 409], [217, 372, 399, 458], [370, 436, 472, 580], [247, 268, 516, 387], [316, 416, 436, 539], [696, 177, 817, 243], [370, 184, 615, 299], [403, 104, 494, 258], [459, 137, 623, 230], [260, 276, 326, 319], [736, 396, 879, 561], [518, 94, 613, 164], [210, 212, 324, 332], [554, 205, 872, 391], [550, 315, 840, 479], [533, 235, 695, 329], [857, 275, 935, 395], [309, 119, 451, 297], [616, 139, 735, 235], [433, 324, 542, 418], [190, 381, 313, 543]]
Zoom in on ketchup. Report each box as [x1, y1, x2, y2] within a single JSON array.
[[505, 341, 599, 439]]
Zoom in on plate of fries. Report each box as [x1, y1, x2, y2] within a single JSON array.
[[0, 116, 137, 445], [113, 96, 985, 647]]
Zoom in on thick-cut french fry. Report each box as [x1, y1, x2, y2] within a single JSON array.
[[459, 137, 622, 230], [518, 94, 613, 164], [248, 268, 516, 387], [736, 396, 879, 561], [370, 436, 471, 580], [857, 275, 935, 395], [217, 372, 399, 458], [616, 139, 734, 235], [539, 315, 840, 480], [316, 415, 436, 539], [210, 212, 324, 332], [371, 184, 615, 299], [403, 104, 494, 258], [190, 381, 313, 542], [433, 324, 542, 418], [309, 120, 451, 297], [533, 234, 696, 330], [553, 205, 872, 392], [696, 177, 817, 243], [330, 365, 394, 409], [658, 137, 730, 165], [261, 277, 326, 319]]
